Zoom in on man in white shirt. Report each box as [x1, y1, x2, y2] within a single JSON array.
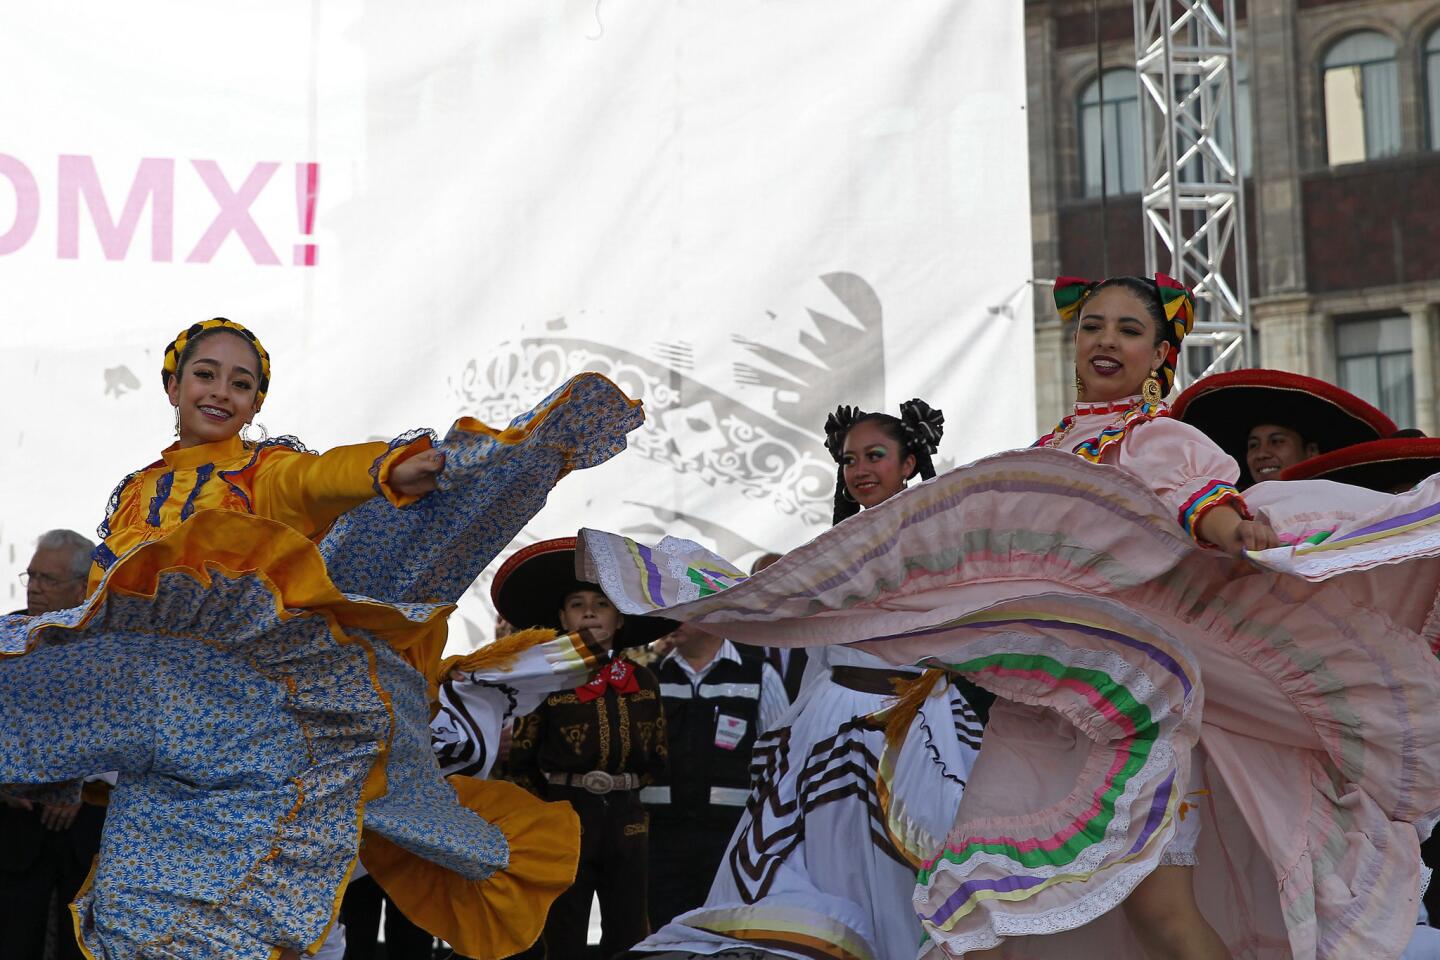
[[641, 624, 788, 929]]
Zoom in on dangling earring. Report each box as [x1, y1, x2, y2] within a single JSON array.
[[1074, 374, 1085, 399], [241, 422, 256, 445], [172, 406, 180, 436], [1142, 371, 1164, 405]]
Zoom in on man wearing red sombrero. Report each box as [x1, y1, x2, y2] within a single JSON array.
[[1170, 369, 1397, 488], [496, 537, 673, 959], [1281, 431, 1440, 493]]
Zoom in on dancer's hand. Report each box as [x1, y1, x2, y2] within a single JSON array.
[[1197, 506, 1280, 556], [40, 800, 80, 831], [391, 449, 445, 497], [1233, 519, 1281, 553]]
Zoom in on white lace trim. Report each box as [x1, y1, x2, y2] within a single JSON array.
[[1158, 850, 1198, 866], [921, 852, 1164, 953], [1259, 525, 1440, 580]]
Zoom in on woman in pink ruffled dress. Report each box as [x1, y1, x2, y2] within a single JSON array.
[[578, 275, 1440, 959]]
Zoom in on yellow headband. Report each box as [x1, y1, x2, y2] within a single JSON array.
[[161, 318, 271, 404]]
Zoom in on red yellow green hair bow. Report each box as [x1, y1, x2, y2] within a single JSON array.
[[1053, 276, 1099, 324], [1153, 273, 1195, 343], [1147, 274, 1195, 393], [161, 318, 272, 404], [1052, 274, 1194, 331]]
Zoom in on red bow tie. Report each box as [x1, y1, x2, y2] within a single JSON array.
[[576, 659, 640, 702]]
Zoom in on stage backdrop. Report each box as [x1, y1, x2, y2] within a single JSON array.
[[0, 1, 1032, 650]]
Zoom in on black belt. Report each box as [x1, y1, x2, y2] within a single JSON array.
[[829, 665, 920, 695]]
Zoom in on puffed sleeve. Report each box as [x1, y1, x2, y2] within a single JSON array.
[[431, 628, 610, 779], [244, 436, 433, 539], [1114, 417, 1250, 545]]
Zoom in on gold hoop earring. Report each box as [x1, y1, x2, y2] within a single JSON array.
[[1142, 372, 1164, 405]]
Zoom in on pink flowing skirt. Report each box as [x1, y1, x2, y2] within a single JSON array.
[[579, 448, 1440, 959]]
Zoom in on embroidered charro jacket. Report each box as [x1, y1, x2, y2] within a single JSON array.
[[509, 656, 668, 795]]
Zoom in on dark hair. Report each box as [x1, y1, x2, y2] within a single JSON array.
[[824, 400, 943, 525], [559, 581, 606, 605], [167, 324, 265, 393], [1248, 419, 1313, 449], [1088, 276, 1169, 348]]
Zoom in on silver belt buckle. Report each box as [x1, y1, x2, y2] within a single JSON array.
[[580, 770, 615, 795]]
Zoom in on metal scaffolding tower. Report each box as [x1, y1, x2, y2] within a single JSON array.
[[1132, 0, 1254, 388]]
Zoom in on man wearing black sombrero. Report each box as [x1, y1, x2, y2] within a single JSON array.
[[497, 537, 672, 959], [1170, 369, 1397, 488]]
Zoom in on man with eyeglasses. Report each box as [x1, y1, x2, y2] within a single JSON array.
[[18, 532, 90, 615], [5, 529, 104, 960]]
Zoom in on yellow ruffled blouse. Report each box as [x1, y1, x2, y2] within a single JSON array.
[[90, 433, 426, 591]]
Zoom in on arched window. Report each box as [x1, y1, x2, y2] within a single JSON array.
[[1426, 27, 1440, 150], [1322, 30, 1400, 165], [1079, 69, 1141, 197]]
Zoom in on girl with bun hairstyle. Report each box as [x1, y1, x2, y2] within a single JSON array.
[[626, 398, 986, 960]]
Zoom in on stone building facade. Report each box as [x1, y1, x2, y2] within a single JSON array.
[[1027, 0, 1440, 433]]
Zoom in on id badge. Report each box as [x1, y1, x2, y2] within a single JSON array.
[[715, 714, 748, 751]]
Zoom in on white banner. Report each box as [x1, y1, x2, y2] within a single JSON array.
[[0, 2, 1033, 649]]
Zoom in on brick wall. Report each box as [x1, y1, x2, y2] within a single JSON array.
[[1055, 184, 1258, 283], [1302, 154, 1440, 291], [1054, 0, 1247, 50], [1056, 6, 1135, 49], [1056, 197, 1147, 277]]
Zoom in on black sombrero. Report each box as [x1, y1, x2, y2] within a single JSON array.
[[1281, 435, 1440, 493], [1169, 369, 1397, 487], [490, 537, 678, 648]]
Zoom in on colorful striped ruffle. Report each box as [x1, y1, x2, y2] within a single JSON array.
[[893, 599, 1197, 948], [1033, 401, 1166, 463], [1176, 479, 1247, 541]]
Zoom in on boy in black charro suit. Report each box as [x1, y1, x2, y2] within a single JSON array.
[[496, 537, 672, 959]]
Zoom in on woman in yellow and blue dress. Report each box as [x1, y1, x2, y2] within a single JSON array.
[[0, 318, 646, 960]]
